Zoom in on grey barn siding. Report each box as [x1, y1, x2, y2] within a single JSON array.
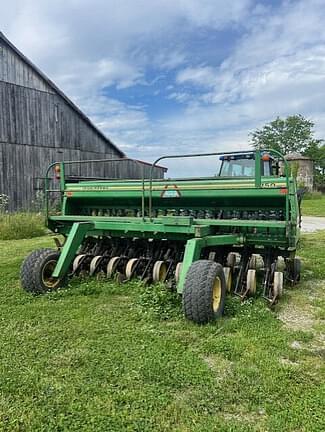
[[0, 81, 119, 153], [0, 40, 54, 94], [0, 33, 165, 211]]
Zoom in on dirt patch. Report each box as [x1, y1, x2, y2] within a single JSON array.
[[202, 354, 232, 382], [301, 216, 325, 233], [279, 280, 325, 354], [290, 340, 303, 350], [278, 305, 315, 332], [279, 357, 300, 366], [309, 333, 325, 357], [221, 407, 267, 424]]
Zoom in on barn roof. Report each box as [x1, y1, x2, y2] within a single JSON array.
[[0, 31, 125, 157]]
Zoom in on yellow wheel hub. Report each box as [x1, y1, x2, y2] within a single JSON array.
[[212, 276, 222, 311], [41, 259, 61, 289]]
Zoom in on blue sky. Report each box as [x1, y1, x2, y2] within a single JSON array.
[[2, 0, 325, 164]]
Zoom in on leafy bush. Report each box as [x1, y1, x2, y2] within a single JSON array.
[[0, 194, 9, 213], [136, 282, 182, 320], [0, 213, 46, 240]]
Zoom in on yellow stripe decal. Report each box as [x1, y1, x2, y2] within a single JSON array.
[[67, 183, 287, 192]]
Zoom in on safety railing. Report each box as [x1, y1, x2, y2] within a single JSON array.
[[44, 158, 145, 220], [148, 149, 290, 221]]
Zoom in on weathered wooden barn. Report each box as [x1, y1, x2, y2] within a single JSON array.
[[0, 32, 165, 211]]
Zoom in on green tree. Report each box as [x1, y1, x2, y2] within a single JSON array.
[[249, 114, 322, 155], [305, 143, 325, 188], [249, 114, 325, 188]]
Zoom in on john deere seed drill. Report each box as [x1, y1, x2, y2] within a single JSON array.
[[21, 149, 301, 324]]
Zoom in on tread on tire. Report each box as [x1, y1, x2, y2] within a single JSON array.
[[182, 260, 226, 324], [21, 248, 65, 294]]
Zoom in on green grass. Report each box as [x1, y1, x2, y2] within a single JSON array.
[[301, 195, 325, 216], [0, 235, 324, 431], [0, 213, 46, 240]]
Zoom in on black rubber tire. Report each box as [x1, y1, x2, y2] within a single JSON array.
[[21, 248, 66, 294], [182, 260, 226, 324], [20, 248, 54, 293]]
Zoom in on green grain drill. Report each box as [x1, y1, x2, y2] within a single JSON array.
[[21, 149, 301, 323]]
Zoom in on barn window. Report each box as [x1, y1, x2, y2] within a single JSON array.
[[54, 104, 59, 122]]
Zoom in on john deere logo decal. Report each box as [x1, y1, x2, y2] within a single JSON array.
[[161, 184, 181, 198]]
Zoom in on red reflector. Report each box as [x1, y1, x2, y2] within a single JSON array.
[[262, 154, 270, 161], [66, 192, 73, 197], [280, 188, 288, 194]]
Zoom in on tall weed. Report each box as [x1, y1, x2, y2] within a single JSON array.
[[0, 213, 46, 240]]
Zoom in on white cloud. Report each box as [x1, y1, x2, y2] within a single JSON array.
[[1, 0, 253, 163], [178, 0, 252, 28], [152, 51, 187, 71], [2, 0, 251, 86], [167, 92, 192, 104], [75, 94, 152, 149], [1, 0, 325, 164], [176, 66, 217, 88], [162, 0, 325, 159]]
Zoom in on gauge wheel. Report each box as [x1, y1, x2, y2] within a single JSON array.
[[152, 261, 168, 282], [125, 258, 139, 279], [107, 256, 121, 278], [89, 255, 103, 276], [246, 269, 257, 295], [182, 260, 226, 324], [72, 254, 87, 273]]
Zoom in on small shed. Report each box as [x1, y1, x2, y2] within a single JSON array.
[[285, 152, 313, 191]]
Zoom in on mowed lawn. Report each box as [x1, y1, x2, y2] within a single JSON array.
[[301, 195, 325, 216], [0, 234, 324, 431]]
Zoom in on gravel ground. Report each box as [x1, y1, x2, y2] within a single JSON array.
[[301, 216, 325, 232]]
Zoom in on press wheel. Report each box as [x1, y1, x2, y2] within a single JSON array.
[[89, 255, 102, 276]]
